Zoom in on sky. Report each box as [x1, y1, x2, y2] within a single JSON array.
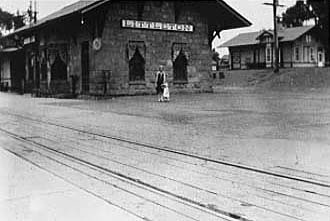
[[0, 0, 297, 56]]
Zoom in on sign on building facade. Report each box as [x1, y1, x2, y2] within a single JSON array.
[[121, 19, 194, 32]]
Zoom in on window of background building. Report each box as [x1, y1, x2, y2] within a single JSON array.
[[295, 47, 300, 61], [266, 47, 271, 62], [306, 34, 312, 43], [310, 47, 314, 62], [303, 46, 310, 62], [319, 52, 323, 62]]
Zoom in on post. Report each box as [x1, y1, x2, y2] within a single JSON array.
[[273, 0, 279, 73], [264, 1, 283, 72], [33, 0, 38, 24]]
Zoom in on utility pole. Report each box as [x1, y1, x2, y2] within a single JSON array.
[[27, 0, 33, 25], [264, 0, 284, 73], [27, 0, 39, 94], [273, 0, 279, 73], [27, 0, 38, 24], [33, 0, 38, 23]]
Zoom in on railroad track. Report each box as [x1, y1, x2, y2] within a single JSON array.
[[1, 110, 329, 188], [0, 110, 329, 221], [1, 128, 241, 221]]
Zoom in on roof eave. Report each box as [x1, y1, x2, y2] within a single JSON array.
[[1, 0, 110, 39], [216, 0, 252, 28], [81, 0, 111, 14], [2, 0, 252, 40], [219, 43, 258, 48]]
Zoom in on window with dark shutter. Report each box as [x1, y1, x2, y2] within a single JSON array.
[[129, 47, 145, 81], [173, 50, 188, 82], [295, 47, 300, 61], [51, 53, 67, 80]]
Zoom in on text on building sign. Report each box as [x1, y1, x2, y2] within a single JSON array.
[[121, 20, 194, 32]]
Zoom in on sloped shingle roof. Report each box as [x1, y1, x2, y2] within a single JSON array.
[[280, 25, 314, 41], [6, 0, 103, 36], [220, 31, 261, 47], [4, 0, 250, 38], [220, 25, 315, 48]]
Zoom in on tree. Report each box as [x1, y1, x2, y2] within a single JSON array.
[[307, 0, 329, 61], [0, 8, 26, 35], [12, 11, 25, 30], [282, 0, 314, 27], [307, 0, 329, 27], [0, 8, 14, 31], [281, 0, 329, 62]]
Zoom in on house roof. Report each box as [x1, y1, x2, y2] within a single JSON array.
[[220, 31, 261, 48], [280, 25, 314, 42], [2, 0, 250, 38], [219, 25, 315, 48]]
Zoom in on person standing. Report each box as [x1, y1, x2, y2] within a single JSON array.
[[155, 65, 167, 102]]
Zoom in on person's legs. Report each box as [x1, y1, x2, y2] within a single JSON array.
[[156, 86, 162, 102]]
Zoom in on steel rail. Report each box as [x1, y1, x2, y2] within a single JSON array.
[[0, 127, 245, 221], [1, 110, 330, 188]]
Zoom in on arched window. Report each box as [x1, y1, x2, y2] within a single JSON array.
[[129, 47, 145, 81], [173, 50, 188, 81], [51, 53, 67, 80]]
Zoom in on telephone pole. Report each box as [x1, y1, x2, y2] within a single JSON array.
[[264, 0, 284, 73], [34, 0, 38, 23], [27, 0, 38, 25]]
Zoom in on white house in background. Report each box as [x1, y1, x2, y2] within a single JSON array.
[[219, 25, 326, 70]]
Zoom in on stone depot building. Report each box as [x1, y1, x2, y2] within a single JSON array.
[[0, 0, 250, 95]]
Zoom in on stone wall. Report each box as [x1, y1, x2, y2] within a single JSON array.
[[35, 1, 214, 96], [87, 1, 213, 95]]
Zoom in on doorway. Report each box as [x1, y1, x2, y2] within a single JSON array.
[[81, 41, 90, 93], [318, 49, 325, 67], [10, 51, 25, 92]]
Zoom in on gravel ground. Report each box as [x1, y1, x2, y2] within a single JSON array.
[[1, 90, 330, 180]]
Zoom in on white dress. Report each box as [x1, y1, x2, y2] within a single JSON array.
[[163, 83, 170, 101]]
